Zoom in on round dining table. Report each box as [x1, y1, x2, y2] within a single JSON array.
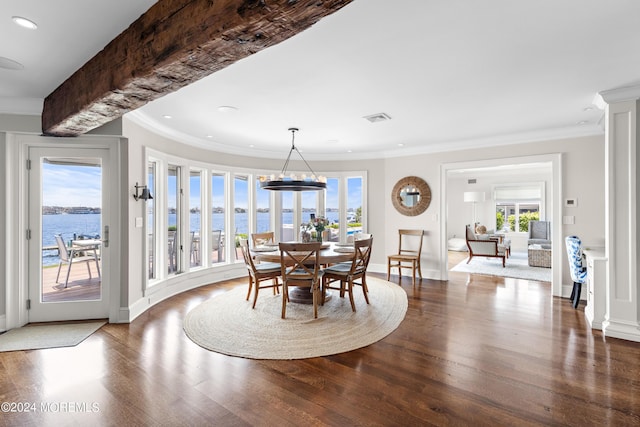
[[251, 242, 356, 304]]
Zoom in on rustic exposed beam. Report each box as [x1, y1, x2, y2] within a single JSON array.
[[42, 0, 353, 136]]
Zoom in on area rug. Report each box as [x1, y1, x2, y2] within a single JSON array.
[[450, 251, 552, 282], [0, 321, 106, 352], [183, 277, 408, 360]]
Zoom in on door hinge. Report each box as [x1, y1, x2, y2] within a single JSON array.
[[26, 299, 31, 310], [26, 229, 31, 240], [26, 159, 31, 170]]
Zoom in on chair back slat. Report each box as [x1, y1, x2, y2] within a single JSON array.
[[55, 234, 70, 262], [397, 229, 424, 257]]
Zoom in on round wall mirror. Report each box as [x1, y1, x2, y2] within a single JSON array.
[[391, 176, 431, 216]]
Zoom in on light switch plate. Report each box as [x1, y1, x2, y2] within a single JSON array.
[[135, 217, 143, 228], [563, 215, 575, 225]]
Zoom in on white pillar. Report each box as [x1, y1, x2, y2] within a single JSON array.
[[599, 86, 640, 342]]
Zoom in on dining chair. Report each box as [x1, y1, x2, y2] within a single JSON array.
[[279, 242, 323, 319], [239, 239, 281, 309], [565, 235, 587, 309], [54, 234, 101, 288], [322, 236, 373, 311], [251, 231, 275, 247], [387, 229, 424, 286]]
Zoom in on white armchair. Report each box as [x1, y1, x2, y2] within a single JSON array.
[[465, 225, 507, 267]]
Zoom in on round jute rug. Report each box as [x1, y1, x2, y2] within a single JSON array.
[[183, 277, 408, 359]]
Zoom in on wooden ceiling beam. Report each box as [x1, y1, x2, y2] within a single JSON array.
[[42, 0, 352, 136]]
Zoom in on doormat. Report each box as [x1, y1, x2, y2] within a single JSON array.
[[0, 321, 106, 352]]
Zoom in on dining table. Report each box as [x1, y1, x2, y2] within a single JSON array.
[[252, 242, 356, 304]]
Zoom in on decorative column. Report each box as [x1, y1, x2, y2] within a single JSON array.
[[599, 86, 640, 342]]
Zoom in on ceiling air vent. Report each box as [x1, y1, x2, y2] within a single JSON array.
[[363, 112, 391, 123]]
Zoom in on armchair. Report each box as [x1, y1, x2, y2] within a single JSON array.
[[465, 225, 507, 267], [528, 220, 551, 246]]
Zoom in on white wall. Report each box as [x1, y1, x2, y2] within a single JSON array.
[[383, 135, 605, 288]]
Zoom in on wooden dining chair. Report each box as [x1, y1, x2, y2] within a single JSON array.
[[251, 231, 275, 247], [322, 236, 373, 311], [387, 229, 424, 285], [279, 242, 323, 319], [239, 239, 281, 309]]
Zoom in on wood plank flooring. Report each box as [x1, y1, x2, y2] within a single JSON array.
[[1, 260, 639, 426]]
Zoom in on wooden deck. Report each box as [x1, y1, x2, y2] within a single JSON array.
[[41, 264, 101, 302]]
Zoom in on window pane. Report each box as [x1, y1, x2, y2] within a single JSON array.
[[325, 178, 339, 241], [189, 169, 202, 268], [347, 176, 363, 238], [256, 179, 270, 233], [519, 204, 540, 232], [211, 172, 225, 264], [168, 165, 180, 274], [147, 161, 156, 280], [234, 175, 249, 261], [281, 191, 294, 242]]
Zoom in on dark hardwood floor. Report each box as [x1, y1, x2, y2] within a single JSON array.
[[1, 259, 639, 426]]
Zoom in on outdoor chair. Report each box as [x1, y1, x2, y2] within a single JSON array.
[[387, 229, 424, 285], [279, 242, 323, 319], [322, 236, 373, 311], [54, 234, 101, 288], [239, 239, 281, 309]]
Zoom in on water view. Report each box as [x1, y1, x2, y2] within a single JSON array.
[[42, 210, 355, 266]]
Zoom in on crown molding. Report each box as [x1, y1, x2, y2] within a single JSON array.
[[598, 83, 640, 104]]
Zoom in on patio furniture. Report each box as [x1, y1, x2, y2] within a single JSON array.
[[54, 234, 101, 288]]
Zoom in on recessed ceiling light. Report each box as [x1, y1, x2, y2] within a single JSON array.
[[163, 115, 172, 119], [583, 106, 594, 112], [12, 16, 38, 30], [249, 144, 254, 148], [398, 143, 404, 147], [347, 149, 352, 153], [217, 105, 238, 113], [577, 120, 588, 125], [206, 135, 214, 138]]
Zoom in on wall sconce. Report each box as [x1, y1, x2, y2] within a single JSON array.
[[133, 182, 153, 201]]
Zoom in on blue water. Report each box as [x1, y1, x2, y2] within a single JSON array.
[[42, 211, 348, 266]]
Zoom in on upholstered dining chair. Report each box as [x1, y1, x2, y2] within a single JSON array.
[[251, 231, 275, 247], [279, 242, 323, 319], [322, 236, 373, 311], [54, 234, 101, 288], [565, 235, 587, 309], [239, 239, 281, 309], [387, 229, 424, 285]]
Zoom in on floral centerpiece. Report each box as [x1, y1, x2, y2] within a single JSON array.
[[301, 216, 330, 243]]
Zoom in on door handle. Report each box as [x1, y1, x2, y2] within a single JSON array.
[[103, 225, 109, 248]]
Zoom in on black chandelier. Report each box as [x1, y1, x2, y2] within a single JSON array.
[[259, 128, 327, 191]]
